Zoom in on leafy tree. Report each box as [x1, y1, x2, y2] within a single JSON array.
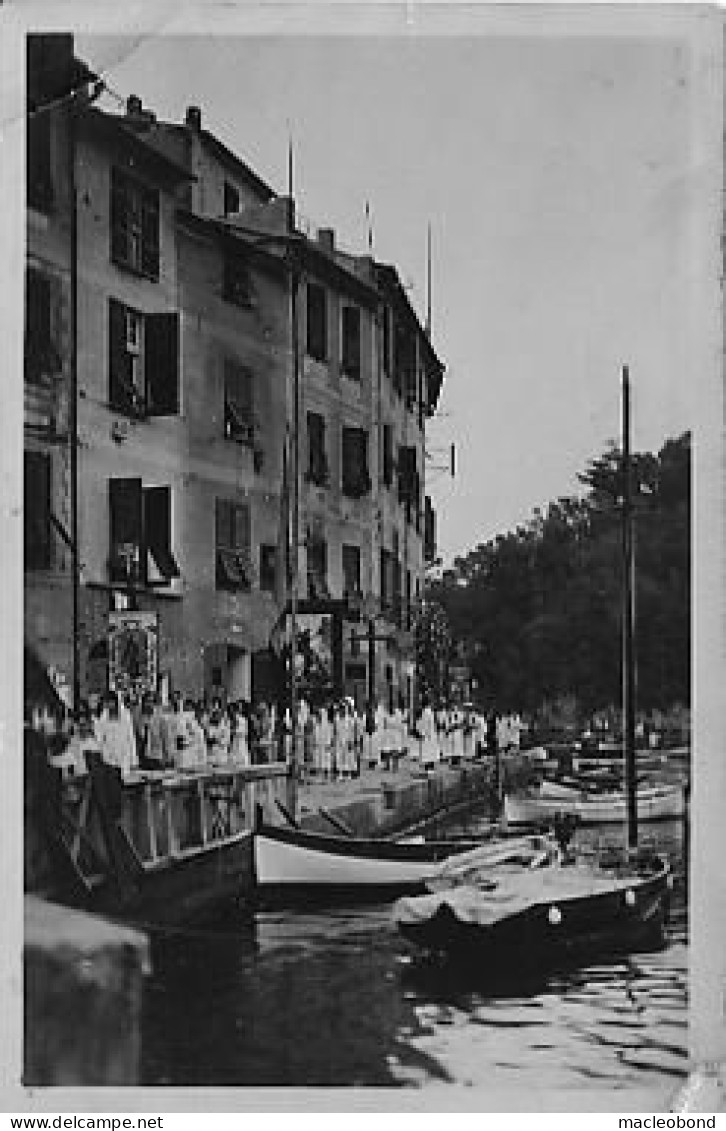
[[431, 432, 690, 719]]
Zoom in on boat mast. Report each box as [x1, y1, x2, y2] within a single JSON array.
[[622, 365, 637, 850], [287, 141, 299, 816]]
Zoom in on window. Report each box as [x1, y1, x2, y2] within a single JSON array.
[[380, 548, 394, 612], [224, 360, 255, 444], [109, 298, 179, 417], [405, 570, 412, 629], [382, 424, 394, 488], [215, 498, 253, 591], [342, 544, 361, 599], [341, 305, 361, 379], [424, 496, 437, 563], [27, 113, 53, 212], [24, 451, 51, 570], [223, 180, 240, 217], [223, 250, 253, 308], [307, 532, 329, 600], [342, 426, 371, 499], [109, 478, 180, 587], [25, 268, 57, 384], [259, 544, 277, 592], [110, 168, 160, 279], [395, 323, 415, 400], [306, 282, 327, 362], [397, 446, 417, 506], [382, 307, 392, 377], [306, 412, 329, 487], [393, 557, 403, 627]]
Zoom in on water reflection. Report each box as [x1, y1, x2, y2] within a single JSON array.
[[141, 814, 687, 1091]]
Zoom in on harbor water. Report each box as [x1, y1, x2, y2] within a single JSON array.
[[141, 811, 687, 1092]]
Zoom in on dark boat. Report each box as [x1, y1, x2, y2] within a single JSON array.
[[393, 838, 672, 966]]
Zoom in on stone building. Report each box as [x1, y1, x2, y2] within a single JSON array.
[[24, 35, 444, 711]]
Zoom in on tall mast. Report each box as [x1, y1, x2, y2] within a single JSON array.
[[287, 136, 299, 811], [425, 222, 432, 339], [622, 365, 637, 850]]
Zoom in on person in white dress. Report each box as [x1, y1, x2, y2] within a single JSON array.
[[450, 706, 465, 762], [206, 699, 231, 763], [419, 703, 439, 771], [93, 692, 138, 778], [229, 704, 250, 767], [179, 697, 207, 767]]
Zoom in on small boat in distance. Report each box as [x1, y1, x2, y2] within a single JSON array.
[[503, 779, 685, 826]]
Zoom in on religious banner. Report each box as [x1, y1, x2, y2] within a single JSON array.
[[108, 610, 158, 697]]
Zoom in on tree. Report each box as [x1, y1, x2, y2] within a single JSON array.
[[432, 432, 690, 718]]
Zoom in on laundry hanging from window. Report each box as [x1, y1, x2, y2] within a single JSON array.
[[215, 498, 253, 590]]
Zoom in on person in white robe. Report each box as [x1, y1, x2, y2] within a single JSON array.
[[229, 706, 250, 767], [420, 703, 439, 771]]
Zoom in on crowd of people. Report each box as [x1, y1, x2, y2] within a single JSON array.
[[47, 685, 524, 784]]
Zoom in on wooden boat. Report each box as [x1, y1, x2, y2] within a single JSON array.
[[26, 740, 290, 927], [503, 780, 685, 826], [252, 821, 481, 905], [393, 837, 673, 965]]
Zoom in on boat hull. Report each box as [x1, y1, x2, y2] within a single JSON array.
[[504, 784, 685, 826], [396, 862, 671, 968], [253, 825, 477, 905]]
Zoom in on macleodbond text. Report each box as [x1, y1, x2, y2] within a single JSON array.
[[619, 1120, 717, 1128]]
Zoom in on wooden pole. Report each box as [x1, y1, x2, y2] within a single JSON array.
[[622, 365, 637, 850]]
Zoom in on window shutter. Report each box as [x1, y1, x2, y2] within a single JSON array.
[[144, 485, 180, 581], [109, 477, 143, 582], [145, 313, 179, 415], [140, 188, 160, 278], [110, 170, 129, 266], [108, 298, 133, 411], [233, 504, 251, 552], [25, 269, 52, 384], [215, 498, 233, 551], [27, 114, 53, 212], [24, 451, 51, 570], [307, 283, 327, 361], [342, 306, 360, 377]]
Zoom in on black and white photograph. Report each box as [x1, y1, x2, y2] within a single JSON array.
[[12, 2, 725, 1113]]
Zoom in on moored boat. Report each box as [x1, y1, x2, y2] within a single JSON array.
[[252, 822, 481, 905], [503, 780, 685, 826], [393, 839, 672, 965]]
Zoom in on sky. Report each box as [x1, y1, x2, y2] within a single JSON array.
[[77, 20, 704, 565]]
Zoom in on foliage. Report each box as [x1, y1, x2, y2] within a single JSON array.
[[413, 596, 454, 707], [430, 432, 690, 718]]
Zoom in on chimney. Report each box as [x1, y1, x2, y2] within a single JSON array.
[[318, 228, 335, 255], [126, 94, 143, 117], [185, 105, 202, 131]]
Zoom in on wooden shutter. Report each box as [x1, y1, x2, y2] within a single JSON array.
[[342, 544, 360, 595], [27, 114, 52, 212], [24, 451, 51, 570], [232, 503, 251, 552], [110, 170, 130, 266], [140, 187, 160, 278], [108, 298, 133, 411], [25, 269, 52, 384], [382, 425, 393, 487], [145, 313, 179, 415], [342, 306, 360, 377], [307, 282, 327, 361], [144, 486, 180, 581], [215, 498, 233, 550], [109, 477, 142, 582]]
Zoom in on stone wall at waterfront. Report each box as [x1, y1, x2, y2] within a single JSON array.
[[24, 896, 148, 1086]]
